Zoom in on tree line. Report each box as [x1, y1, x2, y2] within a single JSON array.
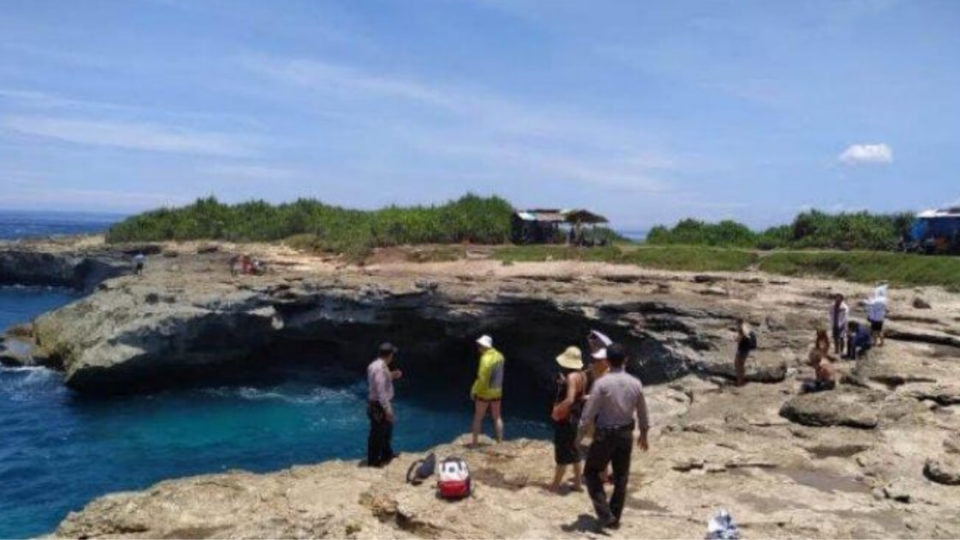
[[645, 210, 915, 251]]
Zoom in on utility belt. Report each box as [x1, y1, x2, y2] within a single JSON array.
[[368, 401, 389, 422], [596, 422, 634, 434]]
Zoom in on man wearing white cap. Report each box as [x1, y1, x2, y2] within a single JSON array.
[[470, 335, 505, 446]]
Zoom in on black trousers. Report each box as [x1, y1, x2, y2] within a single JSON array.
[[584, 425, 633, 523], [367, 402, 394, 467]]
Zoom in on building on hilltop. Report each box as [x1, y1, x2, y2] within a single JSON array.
[[511, 208, 609, 245]]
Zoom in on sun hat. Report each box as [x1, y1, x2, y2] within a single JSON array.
[[591, 348, 608, 360], [555, 346, 584, 370], [588, 330, 613, 347], [476, 335, 493, 348]]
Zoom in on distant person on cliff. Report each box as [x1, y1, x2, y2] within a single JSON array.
[[845, 321, 872, 360], [577, 344, 650, 530], [470, 335, 505, 446], [133, 252, 146, 276], [830, 294, 849, 356], [733, 319, 756, 387], [550, 346, 587, 492], [367, 342, 402, 467], [865, 283, 888, 347]]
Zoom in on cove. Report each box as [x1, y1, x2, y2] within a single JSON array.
[[0, 288, 551, 538]]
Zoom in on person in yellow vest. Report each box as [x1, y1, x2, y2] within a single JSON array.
[[470, 335, 505, 446]]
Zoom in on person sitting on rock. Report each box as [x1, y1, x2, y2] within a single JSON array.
[[804, 330, 837, 393], [810, 329, 837, 363], [845, 321, 872, 360]]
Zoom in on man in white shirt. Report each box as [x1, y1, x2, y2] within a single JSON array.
[[830, 294, 849, 356], [367, 342, 402, 467]]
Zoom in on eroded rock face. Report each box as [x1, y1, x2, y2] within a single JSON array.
[[31, 271, 743, 394], [0, 250, 128, 292]]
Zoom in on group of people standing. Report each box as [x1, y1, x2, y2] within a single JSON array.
[[365, 329, 650, 530], [829, 285, 888, 360], [806, 284, 889, 394]]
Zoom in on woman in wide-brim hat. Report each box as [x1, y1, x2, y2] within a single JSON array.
[[550, 346, 587, 492]]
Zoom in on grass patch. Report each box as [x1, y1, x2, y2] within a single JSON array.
[[494, 245, 757, 272], [758, 251, 960, 290]]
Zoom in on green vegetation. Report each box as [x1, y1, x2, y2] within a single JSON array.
[[758, 251, 960, 290], [496, 244, 960, 290], [106, 194, 515, 257], [495, 245, 758, 273], [647, 210, 915, 251]]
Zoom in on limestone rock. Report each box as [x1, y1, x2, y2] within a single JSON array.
[[779, 390, 880, 429], [945, 433, 960, 455], [924, 457, 960, 486]]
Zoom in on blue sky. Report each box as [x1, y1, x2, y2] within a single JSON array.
[[2, 0, 958, 229]]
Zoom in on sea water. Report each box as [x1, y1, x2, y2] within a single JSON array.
[[0, 292, 551, 538], [0, 212, 552, 537]]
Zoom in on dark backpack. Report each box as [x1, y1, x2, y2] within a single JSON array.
[[748, 331, 758, 350], [406, 452, 436, 485]]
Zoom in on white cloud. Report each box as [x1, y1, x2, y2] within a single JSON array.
[[838, 143, 893, 164], [2, 116, 253, 157]]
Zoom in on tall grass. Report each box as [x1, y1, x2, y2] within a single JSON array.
[[106, 194, 514, 255], [495, 245, 758, 272], [647, 210, 915, 251], [758, 251, 960, 290]]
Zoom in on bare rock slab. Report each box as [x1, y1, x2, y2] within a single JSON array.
[[779, 390, 880, 429], [924, 457, 960, 486]]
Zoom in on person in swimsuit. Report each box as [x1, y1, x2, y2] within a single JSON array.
[[550, 346, 587, 492]]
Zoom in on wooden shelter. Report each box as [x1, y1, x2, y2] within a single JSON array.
[[511, 208, 610, 244]]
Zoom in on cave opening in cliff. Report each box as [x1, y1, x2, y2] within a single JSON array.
[[235, 303, 693, 425]]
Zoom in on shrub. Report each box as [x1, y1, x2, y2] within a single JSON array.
[[646, 210, 916, 251], [106, 194, 515, 253]]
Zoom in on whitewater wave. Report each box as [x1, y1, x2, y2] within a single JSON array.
[[0, 365, 65, 401], [202, 384, 364, 405]]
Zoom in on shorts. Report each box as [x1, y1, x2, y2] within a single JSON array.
[[553, 420, 580, 465], [870, 320, 884, 332]]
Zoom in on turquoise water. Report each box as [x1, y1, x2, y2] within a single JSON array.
[[0, 288, 551, 538]]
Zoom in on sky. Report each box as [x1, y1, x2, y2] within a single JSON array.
[[1, 0, 959, 229]]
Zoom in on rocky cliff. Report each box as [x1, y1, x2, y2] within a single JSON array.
[[55, 364, 960, 538], [0, 242, 130, 292], [6, 240, 960, 537]]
